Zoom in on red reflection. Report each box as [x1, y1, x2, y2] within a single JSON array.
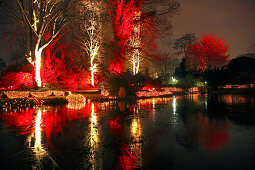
[[109, 116, 123, 135], [42, 109, 67, 140], [194, 114, 230, 151], [117, 143, 140, 170], [0, 103, 98, 138], [0, 109, 34, 134]]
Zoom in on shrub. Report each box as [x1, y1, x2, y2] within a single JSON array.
[[105, 70, 147, 97], [0, 72, 33, 90]]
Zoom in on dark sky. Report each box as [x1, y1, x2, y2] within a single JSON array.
[[172, 0, 255, 58], [1, 0, 255, 64]]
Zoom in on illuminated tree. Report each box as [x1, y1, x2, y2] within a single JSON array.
[[186, 35, 230, 71], [107, 0, 144, 74], [16, 0, 71, 87], [107, 0, 160, 75], [76, 0, 105, 86], [129, 11, 141, 75], [126, 10, 158, 75]]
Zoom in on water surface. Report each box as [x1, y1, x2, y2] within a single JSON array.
[[0, 94, 255, 169]]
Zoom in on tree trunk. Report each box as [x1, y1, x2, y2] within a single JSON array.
[[91, 70, 95, 86], [35, 46, 42, 87]]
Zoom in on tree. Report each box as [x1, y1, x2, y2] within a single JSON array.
[[173, 32, 197, 57], [247, 41, 255, 53], [126, 8, 158, 75], [107, 0, 161, 75], [107, 0, 144, 74], [0, 0, 31, 64], [151, 52, 179, 83], [142, 0, 180, 38], [0, 58, 6, 77], [16, 0, 72, 87], [74, 0, 106, 86], [186, 34, 229, 71]]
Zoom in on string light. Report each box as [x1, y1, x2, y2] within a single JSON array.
[[136, 87, 182, 98], [3, 91, 65, 99], [66, 94, 86, 110]]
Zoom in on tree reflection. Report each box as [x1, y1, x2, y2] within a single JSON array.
[[129, 113, 143, 168], [113, 103, 143, 169], [196, 114, 230, 151], [84, 103, 102, 170], [26, 108, 58, 169]]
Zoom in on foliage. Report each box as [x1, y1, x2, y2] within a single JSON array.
[[1, 63, 33, 75], [107, 0, 144, 73], [176, 74, 196, 91], [186, 34, 229, 71], [0, 72, 33, 90], [41, 42, 91, 90], [225, 55, 255, 85], [105, 70, 147, 97], [109, 56, 126, 74], [203, 68, 228, 89], [174, 32, 197, 56]]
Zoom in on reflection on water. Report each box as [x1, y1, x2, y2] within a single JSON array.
[[173, 96, 177, 115], [221, 95, 249, 104], [85, 103, 102, 170], [26, 109, 50, 169], [129, 109, 142, 168], [186, 112, 230, 151], [0, 94, 255, 169], [26, 108, 57, 169]]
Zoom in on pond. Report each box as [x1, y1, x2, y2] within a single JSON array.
[[0, 94, 255, 170]]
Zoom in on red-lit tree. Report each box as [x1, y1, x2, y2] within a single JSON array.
[[41, 32, 91, 90], [186, 35, 230, 71], [107, 0, 144, 74]]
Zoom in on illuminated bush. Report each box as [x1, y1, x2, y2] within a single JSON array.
[[0, 72, 33, 90], [41, 44, 91, 90]]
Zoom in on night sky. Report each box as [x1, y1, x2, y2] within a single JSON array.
[[1, 0, 255, 64], [172, 0, 255, 58]]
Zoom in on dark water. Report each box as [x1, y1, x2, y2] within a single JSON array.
[[0, 94, 255, 170]]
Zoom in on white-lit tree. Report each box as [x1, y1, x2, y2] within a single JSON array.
[[129, 11, 141, 75], [76, 0, 104, 86], [16, 0, 70, 87]]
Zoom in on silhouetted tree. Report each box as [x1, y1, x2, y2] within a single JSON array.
[[226, 55, 255, 85], [247, 41, 255, 53], [173, 32, 197, 57]]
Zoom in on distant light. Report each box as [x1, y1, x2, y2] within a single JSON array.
[[205, 81, 207, 84], [172, 77, 177, 83]]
